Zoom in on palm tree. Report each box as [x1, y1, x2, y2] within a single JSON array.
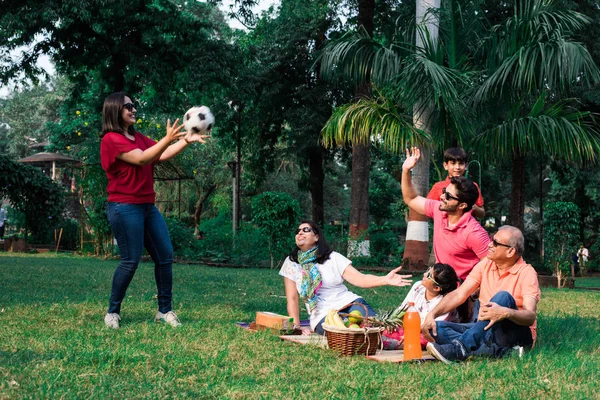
[[470, 0, 600, 231], [319, 0, 481, 266]]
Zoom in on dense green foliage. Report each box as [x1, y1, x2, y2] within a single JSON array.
[[2, 253, 600, 398], [0, 154, 64, 239], [251, 191, 301, 268], [544, 202, 581, 281]]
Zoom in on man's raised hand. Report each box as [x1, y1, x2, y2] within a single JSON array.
[[402, 147, 421, 171]]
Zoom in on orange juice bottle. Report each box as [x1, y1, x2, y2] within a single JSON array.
[[403, 302, 423, 361]]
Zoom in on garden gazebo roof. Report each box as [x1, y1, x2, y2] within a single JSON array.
[[18, 152, 80, 166], [18, 152, 81, 181]]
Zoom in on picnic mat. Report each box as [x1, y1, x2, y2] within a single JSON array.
[[237, 320, 435, 362], [279, 335, 435, 362]]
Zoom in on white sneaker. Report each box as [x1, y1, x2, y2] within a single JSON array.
[[155, 311, 182, 327], [105, 313, 121, 329]]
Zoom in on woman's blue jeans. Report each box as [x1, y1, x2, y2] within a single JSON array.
[[433, 291, 533, 357], [106, 202, 174, 314], [314, 297, 377, 335]]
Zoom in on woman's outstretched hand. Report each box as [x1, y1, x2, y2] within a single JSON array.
[[385, 266, 412, 287], [183, 130, 211, 144], [165, 119, 187, 142]]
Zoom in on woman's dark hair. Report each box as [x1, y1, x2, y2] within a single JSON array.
[[289, 220, 333, 264], [101, 92, 136, 137], [431, 263, 459, 295]]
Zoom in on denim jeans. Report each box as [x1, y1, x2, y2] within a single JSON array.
[[106, 202, 174, 314], [433, 291, 533, 358], [314, 297, 377, 335]]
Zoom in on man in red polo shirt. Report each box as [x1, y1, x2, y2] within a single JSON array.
[[401, 147, 490, 280], [422, 225, 540, 363]]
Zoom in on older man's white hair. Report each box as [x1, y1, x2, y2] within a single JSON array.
[[498, 225, 524, 257]]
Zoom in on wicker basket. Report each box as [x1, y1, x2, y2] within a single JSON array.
[[322, 303, 383, 356]]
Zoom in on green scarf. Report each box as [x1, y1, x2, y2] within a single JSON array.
[[298, 246, 322, 313]]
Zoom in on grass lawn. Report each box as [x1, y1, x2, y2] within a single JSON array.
[[574, 276, 600, 289], [1, 253, 599, 399]]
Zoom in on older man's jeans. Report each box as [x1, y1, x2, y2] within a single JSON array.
[[432, 291, 533, 358], [106, 202, 174, 315]]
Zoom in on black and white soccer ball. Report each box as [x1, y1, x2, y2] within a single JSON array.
[[183, 106, 214, 134]]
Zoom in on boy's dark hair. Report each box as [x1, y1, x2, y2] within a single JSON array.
[[101, 92, 136, 138], [450, 176, 478, 212], [432, 263, 459, 295], [289, 220, 334, 264], [443, 147, 468, 163]]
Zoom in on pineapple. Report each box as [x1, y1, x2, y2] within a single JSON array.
[[368, 303, 409, 332]]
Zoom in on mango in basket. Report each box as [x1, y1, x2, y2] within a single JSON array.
[[348, 310, 363, 324], [348, 323, 361, 329]]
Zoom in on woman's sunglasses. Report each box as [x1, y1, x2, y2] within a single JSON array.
[[121, 102, 136, 112], [295, 227, 314, 235]]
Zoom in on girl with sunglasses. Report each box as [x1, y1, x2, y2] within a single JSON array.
[[280, 220, 413, 335], [100, 92, 210, 329], [382, 263, 460, 349]]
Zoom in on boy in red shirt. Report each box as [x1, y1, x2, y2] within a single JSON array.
[[427, 147, 485, 219]]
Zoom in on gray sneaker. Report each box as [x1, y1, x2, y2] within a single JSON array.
[[104, 313, 121, 329], [427, 340, 468, 364], [155, 311, 182, 327]]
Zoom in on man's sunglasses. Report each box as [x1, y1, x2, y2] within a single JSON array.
[[442, 187, 460, 202], [295, 227, 314, 235], [492, 238, 512, 248], [425, 267, 440, 286], [121, 102, 136, 112]]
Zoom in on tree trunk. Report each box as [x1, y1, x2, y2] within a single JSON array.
[[348, 141, 371, 256], [194, 183, 217, 236], [308, 147, 325, 227], [347, 0, 375, 257], [508, 154, 526, 232], [402, 0, 440, 271]]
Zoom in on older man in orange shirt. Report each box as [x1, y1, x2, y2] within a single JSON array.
[[422, 225, 540, 363]]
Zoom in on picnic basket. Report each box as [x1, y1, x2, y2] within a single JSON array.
[[322, 302, 383, 356]]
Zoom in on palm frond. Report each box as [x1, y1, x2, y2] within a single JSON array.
[[317, 27, 412, 86], [475, 0, 600, 103], [470, 97, 600, 164], [320, 91, 432, 153]]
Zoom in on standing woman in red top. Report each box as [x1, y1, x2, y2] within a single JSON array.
[[100, 92, 209, 329]]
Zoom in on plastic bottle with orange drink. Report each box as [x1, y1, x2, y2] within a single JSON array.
[[403, 302, 423, 361]]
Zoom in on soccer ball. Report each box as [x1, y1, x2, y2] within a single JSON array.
[[183, 106, 214, 134]]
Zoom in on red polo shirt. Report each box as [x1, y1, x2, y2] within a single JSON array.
[[425, 199, 490, 280], [100, 131, 157, 204]]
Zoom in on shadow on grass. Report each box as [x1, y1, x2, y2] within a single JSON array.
[[0, 349, 56, 369], [537, 313, 600, 354]]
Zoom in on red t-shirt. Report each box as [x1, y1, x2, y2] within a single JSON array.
[[425, 199, 491, 280], [427, 176, 484, 207], [100, 131, 157, 204]]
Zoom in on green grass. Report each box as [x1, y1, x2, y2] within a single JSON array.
[[574, 276, 600, 289], [1, 253, 599, 399]]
